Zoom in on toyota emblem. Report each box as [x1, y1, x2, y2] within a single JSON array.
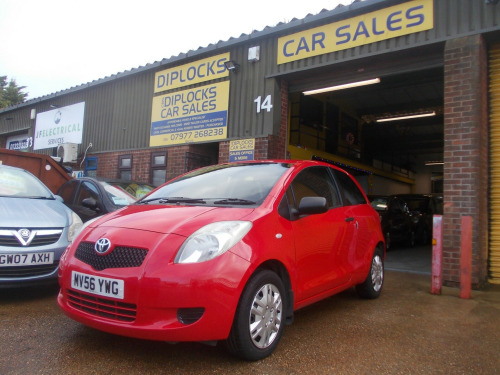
[[95, 238, 112, 254]]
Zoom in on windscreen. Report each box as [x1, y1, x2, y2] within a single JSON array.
[[143, 163, 291, 206]]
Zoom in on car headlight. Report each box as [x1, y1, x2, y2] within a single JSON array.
[[175, 221, 252, 264], [67, 212, 83, 242]]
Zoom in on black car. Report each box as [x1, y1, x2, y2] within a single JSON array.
[[395, 194, 443, 245], [57, 177, 155, 222], [369, 195, 416, 250]]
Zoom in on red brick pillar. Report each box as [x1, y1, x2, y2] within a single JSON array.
[[443, 35, 489, 288], [268, 79, 289, 159]]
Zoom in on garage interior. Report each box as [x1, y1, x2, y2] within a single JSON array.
[[286, 47, 445, 274]]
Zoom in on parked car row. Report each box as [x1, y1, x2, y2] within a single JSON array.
[[0, 166, 156, 289], [369, 193, 443, 250], [2, 161, 386, 361], [57, 177, 155, 222]]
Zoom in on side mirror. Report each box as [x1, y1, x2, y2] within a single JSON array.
[[298, 196, 328, 215], [82, 197, 100, 211]]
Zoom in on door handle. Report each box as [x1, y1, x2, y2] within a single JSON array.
[[345, 217, 354, 222]]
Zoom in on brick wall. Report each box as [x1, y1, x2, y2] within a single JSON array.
[[268, 79, 289, 159], [443, 35, 489, 288]]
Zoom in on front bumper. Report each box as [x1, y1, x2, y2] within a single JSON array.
[[57, 239, 252, 342]]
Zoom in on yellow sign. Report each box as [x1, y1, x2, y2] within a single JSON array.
[[154, 53, 230, 93], [150, 81, 230, 146], [229, 139, 255, 162], [277, 0, 433, 64]]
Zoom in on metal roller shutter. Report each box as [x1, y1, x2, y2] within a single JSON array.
[[489, 44, 500, 284]]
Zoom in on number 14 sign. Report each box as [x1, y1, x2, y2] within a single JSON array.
[[254, 95, 273, 113]]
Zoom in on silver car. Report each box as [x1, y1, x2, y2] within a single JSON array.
[[0, 164, 83, 287]]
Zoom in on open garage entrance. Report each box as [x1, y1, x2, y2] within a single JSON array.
[[285, 47, 444, 274]]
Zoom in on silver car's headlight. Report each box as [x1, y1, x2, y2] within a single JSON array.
[[67, 212, 83, 242], [175, 221, 252, 264]]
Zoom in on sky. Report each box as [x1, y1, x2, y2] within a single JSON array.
[[0, 0, 352, 100]]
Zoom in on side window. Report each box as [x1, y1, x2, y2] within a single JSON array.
[[333, 169, 366, 206], [76, 182, 99, 206], [289, 167, 341, 209], [58, 181, 77, 203], [389, 199, 403, 214]]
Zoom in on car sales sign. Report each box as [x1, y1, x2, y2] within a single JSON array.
[[277, 0, 433, 64], [150, 81, 229, 146], [34, 102, 85, 150]]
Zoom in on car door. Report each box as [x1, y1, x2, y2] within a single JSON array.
[[288, 166, 354, 302], [332, 168, 375, 273]]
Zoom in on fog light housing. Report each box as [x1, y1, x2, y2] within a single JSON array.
[[177, 307, 205, 325]]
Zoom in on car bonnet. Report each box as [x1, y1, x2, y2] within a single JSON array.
[[0, 197, 71, 228], [86, 204, 256, 237]]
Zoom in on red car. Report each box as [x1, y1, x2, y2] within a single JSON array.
[[57, 160, 385, 360]]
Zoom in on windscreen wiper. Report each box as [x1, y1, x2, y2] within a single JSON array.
[[213, 198, 256, 205], [139, 197, 206, 204]]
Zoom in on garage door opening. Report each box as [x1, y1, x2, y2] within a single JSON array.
[[286, 66, 444, 275]]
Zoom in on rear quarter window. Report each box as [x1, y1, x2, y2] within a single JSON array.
[[332, 169, 366, 206]]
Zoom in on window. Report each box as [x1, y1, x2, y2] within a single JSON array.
[[85, 157, 98, 178], [289, 167, 341, 209], [58, 180, 78, 203], [332, 169, 366, 206], [76, 181, 99, 206], [118, 154, 132, 181], [151, 151, 167, 186]]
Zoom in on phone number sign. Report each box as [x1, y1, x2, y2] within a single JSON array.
[[229, 138, 255, 162], [150, 81, 229, 146]]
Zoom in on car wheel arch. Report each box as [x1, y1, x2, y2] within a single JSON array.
[[241, 260, 295, 325]]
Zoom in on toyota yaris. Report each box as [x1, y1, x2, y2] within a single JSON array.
[[57, 160, 385, 360]]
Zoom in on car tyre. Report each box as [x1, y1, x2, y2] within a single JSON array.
[[226, 270, 286, 361], [356, 247, 384, 299]]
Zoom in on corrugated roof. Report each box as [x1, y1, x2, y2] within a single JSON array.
[[0, 0, 382, 113]]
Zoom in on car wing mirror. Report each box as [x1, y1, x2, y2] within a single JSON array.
[[297, 196, 328, 215], [82, 197, 99, 211]]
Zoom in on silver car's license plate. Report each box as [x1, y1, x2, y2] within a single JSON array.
[[0, 252, 54, 267], [71, 271, 124, 299]]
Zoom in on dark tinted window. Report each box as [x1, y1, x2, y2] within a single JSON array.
[[289, 167, 340, 209], [58, 180, 78, 203], [333, 169, 366, 206], [76, 182, 99, 206]]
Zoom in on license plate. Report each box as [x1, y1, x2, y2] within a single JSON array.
[[71, 271, 124, 299], [0, 252, 54, 267]]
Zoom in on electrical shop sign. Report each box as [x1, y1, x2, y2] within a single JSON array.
[[33, 102, 85, 150], [277, 0, 433, 64], [229, 139, 255, 162], [154, 53, 230, 93], [150, 81, 229, 146]]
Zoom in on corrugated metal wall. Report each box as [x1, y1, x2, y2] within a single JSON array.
[[489, 43, 500, 285]]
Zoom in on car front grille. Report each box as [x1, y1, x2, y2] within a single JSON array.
[[0, 262, 59, 278], [0, 229, 63, 247], [75, 242, 148, 271], [67, 289, 137, 322]]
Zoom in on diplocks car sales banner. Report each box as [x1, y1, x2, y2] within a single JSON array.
[[277, 0, 433, 64], [150, 81, 230, 146], [34, 102, 85, 150]]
